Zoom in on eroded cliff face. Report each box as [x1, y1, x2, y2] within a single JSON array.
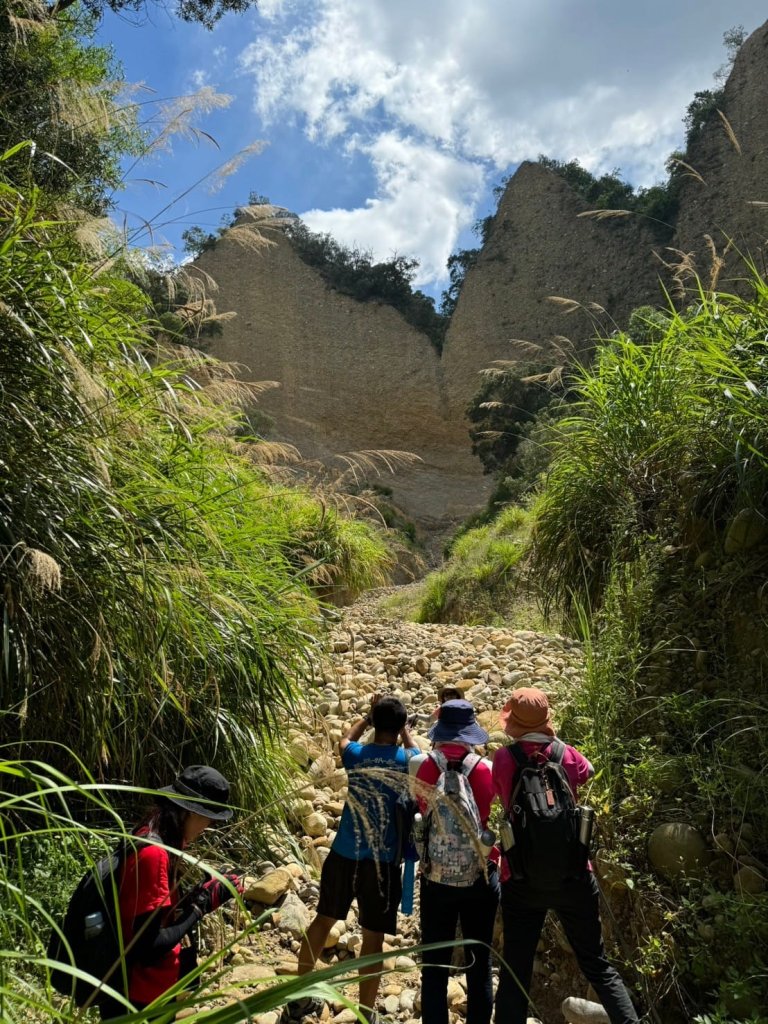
[[200, 19, 768, 527], [193, 230, 490, 526], [441, 161, 661, 410], [675, 20, 768, 278]]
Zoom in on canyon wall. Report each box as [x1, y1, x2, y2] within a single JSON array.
[[675, 19, 768, 280], [440, 161, 661, 410], [200, 18, 768, 526], [194, 231, 489, 525]]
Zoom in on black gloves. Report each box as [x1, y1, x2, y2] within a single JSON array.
[[188, 872, 243, 917]]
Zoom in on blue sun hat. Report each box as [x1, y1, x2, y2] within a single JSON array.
[[427, 699, 489, 746]]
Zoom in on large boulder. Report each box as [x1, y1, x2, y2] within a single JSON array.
[[243, 867, 294, 905], [276, 891, 312, 938], [724, 508, 768, 554], [734, 864, 766, 895], [648, 822, 708, 879]]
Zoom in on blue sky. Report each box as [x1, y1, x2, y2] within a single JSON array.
[[100, 0, 768, 298]]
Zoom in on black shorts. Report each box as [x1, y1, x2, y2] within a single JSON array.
[[317, 849, 402, 935]]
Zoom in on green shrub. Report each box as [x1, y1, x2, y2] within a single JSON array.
[[417, 505, 539, 625], [0, 156, 390, 819], [533, 271, 768, 1019]]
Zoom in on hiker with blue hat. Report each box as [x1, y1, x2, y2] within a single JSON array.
[[409, 699, 500, 1024]]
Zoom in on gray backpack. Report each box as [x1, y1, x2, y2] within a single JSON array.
[[420, 751, 484, 887]]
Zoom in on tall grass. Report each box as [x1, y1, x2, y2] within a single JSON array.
[[533, 275, 768, 614], [531, 271, 768, 1020], [0, 152, 389, 817]]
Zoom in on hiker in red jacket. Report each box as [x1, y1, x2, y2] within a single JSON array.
[[493, 688, 638, 1024], [100, 765, 242, 1019]]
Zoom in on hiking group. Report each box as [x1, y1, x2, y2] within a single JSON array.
[[296, 686, 639, 1024], [51, 686, 639, 1024]]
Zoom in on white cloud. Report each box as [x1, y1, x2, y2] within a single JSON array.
[[239, 0, 767, 283], [302, 133, 484, 285]]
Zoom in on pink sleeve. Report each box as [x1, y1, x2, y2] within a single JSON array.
[[563, 746, 594, 790], [415, 756, 439, 814], [492, 746, 514, 812], [469, 760, 495, 825]]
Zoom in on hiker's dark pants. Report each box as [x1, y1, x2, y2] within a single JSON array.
[[420, 864, 500, 1024], [99, 998, 148, 1019], [495, 873, 638, 1024]]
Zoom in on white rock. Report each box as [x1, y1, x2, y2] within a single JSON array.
[[561, 996, 610, 1024], [395, 955, 417, 970], [400, 989, 417, 1012], [255, 1014, 279, 1024], [276, 891, 311, 938]]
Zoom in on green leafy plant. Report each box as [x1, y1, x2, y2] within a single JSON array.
[[417, 505, 542, 626], [531, 269, 768, 1019], [0, 150, 390, 817]]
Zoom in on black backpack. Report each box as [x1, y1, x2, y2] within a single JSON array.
[[47, 839, 134, 1008], [505, 740, 586, 888]]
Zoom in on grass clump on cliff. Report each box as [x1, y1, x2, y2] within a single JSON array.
[[417, 506, 542, 627], [530, 272, 768, 1021]]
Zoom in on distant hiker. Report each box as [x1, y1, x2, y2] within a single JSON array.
[[294, 694, 419, 1023], [426, 682, 465, 726], [100, 765, 242, 1019], [493, 687, 639, 1024], [410, 699, 500, 1024]]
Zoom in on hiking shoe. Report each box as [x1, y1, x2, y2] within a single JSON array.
[[281, 996, 326, 1021]]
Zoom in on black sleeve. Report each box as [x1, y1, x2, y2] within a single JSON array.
[[129, 906, 201, 962]]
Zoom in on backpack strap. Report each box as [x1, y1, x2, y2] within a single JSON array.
[[408, 752, 428, 777], [510, 738, 564, 765], [546, 739, 566, 765], [509, 742, 529, 768], [428, 749, 448, 773], [460, 752, 482, 778]]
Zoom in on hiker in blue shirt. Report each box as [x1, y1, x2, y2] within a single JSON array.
[[293, 694, 419, 1022]]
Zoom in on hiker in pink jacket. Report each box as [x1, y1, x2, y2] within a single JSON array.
[[493, 688, 638, 1024]]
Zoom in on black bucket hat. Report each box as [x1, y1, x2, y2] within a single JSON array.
[[160, 765, 233, 821], [427, 699, 489, 746]]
